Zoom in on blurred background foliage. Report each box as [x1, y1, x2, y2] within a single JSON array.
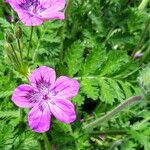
[[0, 0, 150, 149]]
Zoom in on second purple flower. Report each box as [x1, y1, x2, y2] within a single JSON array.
[[6, 0, 66, 26], [12, 66, 80, 133]]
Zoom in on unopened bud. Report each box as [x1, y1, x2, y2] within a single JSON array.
[[6, 16, 12, 23], [4, 42, 14, 61], [15, 26, 22, 39], [4, 42, 12, 53], [5, 31, 15, 43], [134, 51, 143, 59]]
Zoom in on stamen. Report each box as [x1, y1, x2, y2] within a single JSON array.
[[43, 94, 48, 100]]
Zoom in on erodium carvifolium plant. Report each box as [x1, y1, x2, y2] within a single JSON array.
[[0, 0, 150, 149]]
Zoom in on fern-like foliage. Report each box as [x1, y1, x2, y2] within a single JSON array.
[[0, 0, 149, 149]]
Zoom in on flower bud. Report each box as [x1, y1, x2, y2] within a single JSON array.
[[15, 26, 22, 39], [4, 42, 20, 66], [4, 42, 14, 62], [4, 42, 12, 53], [134, 51, 143, 59], [5, 31, 15, 43], [6, 16, 12, 23]]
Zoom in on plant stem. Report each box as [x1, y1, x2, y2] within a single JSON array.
[[141, 45, 150, 62], [138, 0, 149, 10], [132, 16, 150, 56], [64, 0, 72, 19], [42, 133, 51, 150], [27, 26, 34, 58], [58, 0, 72, 63], [83, 96, 143, 132], [103, 28, 115, 44], [19, 108, 23, 122], [10, 44, 20, 65], [38, 140, 43, 150], [32, 25, 47, 62], [109, 140, 122, 150], [91, 130, 127, 135], [74, 76, 97, 80], [11, 9, 15, 23], [17, 39, 23, 60]]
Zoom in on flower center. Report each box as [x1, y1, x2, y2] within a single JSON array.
[[20, 0, 46, 15], [43, 94, 48, 100]]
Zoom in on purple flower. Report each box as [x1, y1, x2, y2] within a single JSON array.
[[134, 52, 143, 59], [6, 0, 66, 26], [12, 66, 80, 133], [98, 134, 105, 141], [6, 16, 12, 22], [80, 118, 84, 123]]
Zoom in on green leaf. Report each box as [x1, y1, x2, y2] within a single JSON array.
[[100, 51, 130, 76], [0, 110, 18, 119], [81, 78, 99, 100], [65, 41, 84, 77], [72, 94, 85, 106], [106, 78, 125, 101], [81, 46, 106, 76], [98, 78, 115, 104]]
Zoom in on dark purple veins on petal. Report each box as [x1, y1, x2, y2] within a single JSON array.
[[39, 104, 44, 112], [26, 91, 42, 103], [19, 0, 46, 15], [30, 105, 44, 131], [19, 0, 37, 9]]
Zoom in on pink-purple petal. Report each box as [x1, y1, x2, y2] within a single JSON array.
[[7, 0, 66, 26], [29, 66, 56, 90], [6, 0, 43, 26], [40, 0, 66, 10], [40, 10, 64, 20], [39, 0, 65, 20], [6, 0, 21, 9], [28, 102, 51, 133], [12, 84, 38, 108], [53, 76, 80, 99], [18, 12, 44, 26], [49, 98, 76, 123]]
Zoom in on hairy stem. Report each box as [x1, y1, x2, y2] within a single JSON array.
[[64, 0, 72, 19], [11, 9, 15, 23], [58, 0, 72, 63], [132, 16, 150, 56], [42, 133, 52, 150], [10, 44, 20, 65], [74, 76, 97, 80], [38, 140, 43, 150], [91, 130, 127, 135], [83, 96, 144, 131], [141, 44, 150, 62], [7, 53, 19, 69], [27, 26, 34, 58], [19, 108, 24, 122], [17, 39, 23, 60], [32, 26, 47, 62], [138, 0, 149, 10], [109, 140, 122, 150]]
